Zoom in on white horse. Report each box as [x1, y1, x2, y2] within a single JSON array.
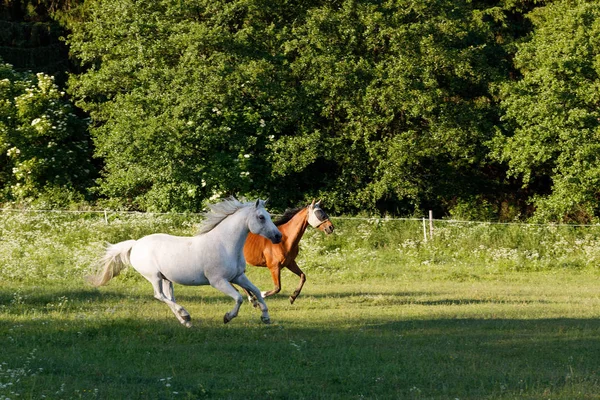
[[88, 198, 282, 327]]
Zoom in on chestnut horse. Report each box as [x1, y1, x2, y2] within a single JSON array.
[[243, 200, 334, 304]]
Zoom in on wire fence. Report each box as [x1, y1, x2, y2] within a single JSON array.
[[2, 207, 600, 228]]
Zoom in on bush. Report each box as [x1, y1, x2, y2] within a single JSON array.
[[0, 60, 93, 205]]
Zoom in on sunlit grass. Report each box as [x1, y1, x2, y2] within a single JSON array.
[[1, 212, 600, 399]]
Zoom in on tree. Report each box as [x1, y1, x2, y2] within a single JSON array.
[[68, 0, 316, 211], [67, 0, 540, 215], [273, 0, 516, 214], [0, 60, 93, 205], [493, 0, 600, 222]]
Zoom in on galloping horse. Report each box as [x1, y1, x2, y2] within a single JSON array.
[[243, 200, 334, 304], [88, 198, 282, 327]]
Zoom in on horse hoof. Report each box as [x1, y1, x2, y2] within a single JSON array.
[[289, 296, 296, 304], [224, 313, 231, 324], [183, 321, 192, 328], [261, 316, 271, 325]]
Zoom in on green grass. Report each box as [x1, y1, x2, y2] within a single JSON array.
[[1, 212, 600, 399]]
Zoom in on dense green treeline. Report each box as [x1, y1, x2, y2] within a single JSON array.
[[1, 0, 599, 221]]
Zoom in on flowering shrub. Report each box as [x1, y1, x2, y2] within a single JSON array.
[[0, 61, 92, 206]]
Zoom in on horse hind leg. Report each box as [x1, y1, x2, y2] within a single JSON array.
[[161, 278, 192, 323], [241, 287, 258, 307], [162, 278, 176, 302], [286, 261, 306, 304], [149, 277, 192, 327]]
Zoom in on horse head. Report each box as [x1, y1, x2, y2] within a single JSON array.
[[248, 199, 282, 244], [308, 199, 334, 234]]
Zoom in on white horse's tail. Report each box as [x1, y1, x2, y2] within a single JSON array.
[[87, 240, 137, 287]]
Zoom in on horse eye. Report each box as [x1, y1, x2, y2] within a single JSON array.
[[258, 215, 266, 221]]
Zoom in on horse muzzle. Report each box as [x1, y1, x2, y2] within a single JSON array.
[[319, 222, 334, 235], [270, 231, 283, 244]]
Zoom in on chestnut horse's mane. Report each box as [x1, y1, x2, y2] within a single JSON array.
[[274, 207, 304, 226]]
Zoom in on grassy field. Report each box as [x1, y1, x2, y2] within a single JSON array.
[[1, 211, 600, 399]]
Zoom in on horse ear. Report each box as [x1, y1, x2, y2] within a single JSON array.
[[255, 199, 261, 208], [310, 199, 316, 207], [316, 199, 323, 207], [264, 197, 270, 205]]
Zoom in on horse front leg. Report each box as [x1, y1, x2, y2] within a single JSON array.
[[245, 264, 281, 308], [262, 264, 282, 299], [242, 287, 256, 306], [243, 287, 262, 309], [286, 261, 306, 304], [211, 279, 244, 324], [232, 274, 271, 324]]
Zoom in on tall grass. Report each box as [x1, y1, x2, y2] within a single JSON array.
[[297, 218, 600, 282], [0, 211, 200, 282], [2, 211, 600, 284], [1, 211, 600, 399]]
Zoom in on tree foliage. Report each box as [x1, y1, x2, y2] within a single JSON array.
[[494, 0, 600, 222], [68, 0, 299, 210], [3, 0, 600, 221], [66, 0, 525, 214], [276, 0, 513, 214]]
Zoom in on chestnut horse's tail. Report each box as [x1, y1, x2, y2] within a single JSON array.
[[87, 240, 137, 287]]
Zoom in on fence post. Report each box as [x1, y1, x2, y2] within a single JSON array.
[[104, 210, 108, 224], [422, 217, 427, 242], [429, 210, 433, 240]]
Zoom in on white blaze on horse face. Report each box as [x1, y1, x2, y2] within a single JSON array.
[[248, 201, 282, 244]]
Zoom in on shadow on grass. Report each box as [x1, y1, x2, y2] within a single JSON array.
[[1, 287, 599, 399], [0, 283, 560, 343], [0, 284, 270, 311], [0, 287, 107, 306], [300, 291, 557, 306]]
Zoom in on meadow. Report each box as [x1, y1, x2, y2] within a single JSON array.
[[1, 211, 600, 399]]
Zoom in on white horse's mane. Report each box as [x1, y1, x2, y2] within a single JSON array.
[[197, 197, 252, 235]]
